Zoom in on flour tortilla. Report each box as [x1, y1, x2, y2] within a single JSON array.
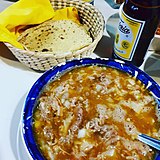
[[18, 20, 92, 54]]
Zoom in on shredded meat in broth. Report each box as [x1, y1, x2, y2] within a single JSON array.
[[33, 65, 160, 160]]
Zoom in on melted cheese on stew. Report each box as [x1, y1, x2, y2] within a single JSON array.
[[33, 65, 160, 160]]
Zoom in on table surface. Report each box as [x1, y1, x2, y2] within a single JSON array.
[[0, 0, 160, 160]]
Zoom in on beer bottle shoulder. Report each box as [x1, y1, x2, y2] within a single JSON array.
[[123, 0, 160, 21]]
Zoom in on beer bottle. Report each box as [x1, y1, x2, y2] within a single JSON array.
[[112, 0, 160, 67]]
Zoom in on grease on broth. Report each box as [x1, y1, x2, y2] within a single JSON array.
[[33, 65, 160, 160]]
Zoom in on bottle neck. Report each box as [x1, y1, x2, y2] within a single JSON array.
[[127, 0, 160, 8]]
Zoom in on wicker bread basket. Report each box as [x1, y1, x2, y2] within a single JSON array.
[[5, 0, 105, 71]]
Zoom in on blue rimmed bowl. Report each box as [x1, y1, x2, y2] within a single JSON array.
[[21, 58, 160, 160]]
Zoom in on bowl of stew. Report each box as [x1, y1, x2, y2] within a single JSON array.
[[22, 58, 160, 160]]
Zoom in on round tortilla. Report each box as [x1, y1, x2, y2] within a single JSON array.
[[18, 20, 92, 54]]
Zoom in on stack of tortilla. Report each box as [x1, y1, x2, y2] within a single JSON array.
[[18, 19, 93, 54]]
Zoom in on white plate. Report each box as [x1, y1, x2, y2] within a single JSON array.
[[17, 123, 33, 160], [16, 93, 33, 160]]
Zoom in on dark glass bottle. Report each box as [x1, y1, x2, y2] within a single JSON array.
[[112, 0, 160, 67]]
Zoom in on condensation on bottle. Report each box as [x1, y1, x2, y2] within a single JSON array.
[[112, 0, 160, 67]]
